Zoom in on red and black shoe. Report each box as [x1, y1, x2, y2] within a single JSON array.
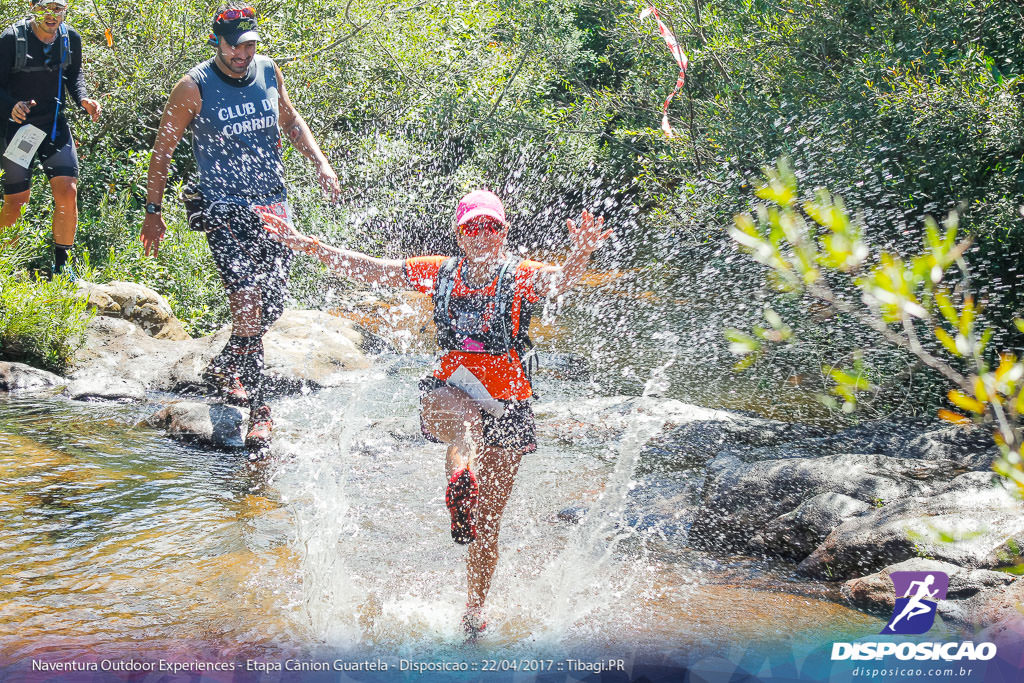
[[462, 605, 486, 642], [202, 365, 249, 407], [245, 405, 273, 451], [445, 468, 479, 545]]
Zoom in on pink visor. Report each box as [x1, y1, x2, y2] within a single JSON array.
[[455, 189, 509, 228]]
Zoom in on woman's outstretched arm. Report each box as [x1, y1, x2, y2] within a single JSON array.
[[533, 210, 613, 298], [262, 212, 408, 288]]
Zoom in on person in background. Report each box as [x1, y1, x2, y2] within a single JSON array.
[[260, 189, 611, 640], [0, 0, 102, 277], [140, 3, 340, 451]]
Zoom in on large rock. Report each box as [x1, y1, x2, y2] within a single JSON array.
[[147, 401, 248, 448], [64, 376, 146, 402], [798, 472, 1024, 580], [975, 581, 1024, 645], [815, 419, 998, 471], [534, 396, 821, 467], [711, 418, 997, 472], [842, 558, 1015, 617], [73, 309, 373, 395], [750, 492, 871, 560], [689, 452, 954, 552], [0, 361, 64, 393], [262, 309, 372, 384], [77, 280, 191, 341]]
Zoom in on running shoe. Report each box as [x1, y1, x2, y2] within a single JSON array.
[[445, 467, 479, 544], [202, 365, 249, 407], [462, 606, 486, 642], [245, 405, 273, 450]]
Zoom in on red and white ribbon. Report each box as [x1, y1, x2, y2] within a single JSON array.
[[640, 5, 689, 138]]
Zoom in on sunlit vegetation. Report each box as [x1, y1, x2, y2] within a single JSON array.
[[728, 159, 1024, 499], [1, 0, 1021, 386], [0, 225, 91, 373]]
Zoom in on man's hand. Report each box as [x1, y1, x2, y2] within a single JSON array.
[[567, 210, 612, 255], [11, 100, 35, 124], [317, 161, 341, 203], [80, 98, 102, 123], [141, 213, 168, 257]]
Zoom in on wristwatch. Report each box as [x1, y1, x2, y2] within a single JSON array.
[[145, 202, 162, 215]]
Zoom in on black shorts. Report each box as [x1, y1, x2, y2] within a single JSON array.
[[205, 199, 294, 297], [419, 376, 537, 453], [2, 122, 79, 194]]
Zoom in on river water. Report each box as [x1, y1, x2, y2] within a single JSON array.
[[0, 349, 882, 673]]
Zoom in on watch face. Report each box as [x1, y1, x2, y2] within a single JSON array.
[[146, 203, 161, 214]]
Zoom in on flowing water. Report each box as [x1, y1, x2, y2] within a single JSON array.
[[0, 351, 883, 672]]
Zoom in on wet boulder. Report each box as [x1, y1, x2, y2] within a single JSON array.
[[750, 492, 871, 560], [64, 375, 146, 402], [73, 309, 373, 395], [534, 396, 820, 467], [77, 280, 191, 341], [262, 309, 372, 384], [798, 472, 1024, 580], [688, 452, 953, 553], [0, 361, 64, 393], [147, 401, 247, 449], [974, 581, 1024, 644], [815, 419, 998, 472], [841, 558, 1015, 618]]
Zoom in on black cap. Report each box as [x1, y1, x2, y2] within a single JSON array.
[[211, 11, 260, 46]]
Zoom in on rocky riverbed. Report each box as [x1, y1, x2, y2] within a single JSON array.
[[2, 280, 1021, 644]]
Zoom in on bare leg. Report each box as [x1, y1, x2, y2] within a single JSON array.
[[227, 287, 263, 336], [421, 386, 485, 474], [466, 445, 523, 610], [49, 176, 78, 246], [421, 386, 525, 611], [1, 190, 30, 248]]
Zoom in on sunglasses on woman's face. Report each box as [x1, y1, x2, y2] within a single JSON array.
[[459, 218, 504, 236], [216, 6, 255, 21]]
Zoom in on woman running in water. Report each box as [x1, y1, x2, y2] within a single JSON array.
[[261, 190, 610, 639]]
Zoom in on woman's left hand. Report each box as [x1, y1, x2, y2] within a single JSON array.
[[567, 210, 612, 254], [261, 211, 315, 253]]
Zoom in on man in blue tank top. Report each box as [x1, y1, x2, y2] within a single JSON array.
[[140, 3, 340, 451]]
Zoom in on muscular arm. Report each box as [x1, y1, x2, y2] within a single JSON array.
[[533, 249, 597, 298], [145, 76, 200, 206], [308, 241, 408, 288], [274, 63, 329, 168], [532, 210, 611, 298], [140, 75, 200, 256]]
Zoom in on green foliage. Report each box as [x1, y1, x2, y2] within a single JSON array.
[[728, 159, 1024, 500], [0, 227, 91, 375]]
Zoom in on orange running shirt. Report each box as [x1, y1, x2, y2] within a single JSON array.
[[404, 255, 545, 400]]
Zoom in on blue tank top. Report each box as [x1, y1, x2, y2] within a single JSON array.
[[187, 56, 285, 205]]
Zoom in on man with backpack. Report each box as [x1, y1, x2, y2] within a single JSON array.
[[0, 0, 101, 277]]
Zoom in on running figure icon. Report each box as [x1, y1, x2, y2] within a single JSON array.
[[882, 570, 949, 635], [886, 575, 939, 632]]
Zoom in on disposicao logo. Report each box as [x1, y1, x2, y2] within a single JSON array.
[[883, 570, 948, 635], [831, 570, 998, 662]]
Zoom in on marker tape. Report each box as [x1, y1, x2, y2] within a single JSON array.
[[640, 5, 689, 138]]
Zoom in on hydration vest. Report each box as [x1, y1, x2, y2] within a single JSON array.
[[432, 256, 539, 380], [11, 18, 69, 74], [9, 18, 70, 141]]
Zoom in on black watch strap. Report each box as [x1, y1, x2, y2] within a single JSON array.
[[146, 202, 162, 215]]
